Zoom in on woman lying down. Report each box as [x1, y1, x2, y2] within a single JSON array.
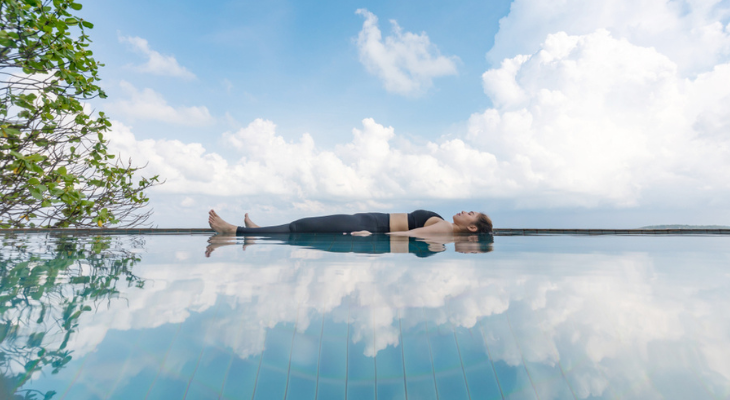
[[208, 209, 492, 236]]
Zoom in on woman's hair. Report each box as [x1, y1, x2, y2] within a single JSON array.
[[475, 213, 493, 234]]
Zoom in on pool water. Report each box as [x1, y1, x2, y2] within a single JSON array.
[[1, 233, 729, 400]]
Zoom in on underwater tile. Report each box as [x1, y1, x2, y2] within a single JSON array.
[[189, 345, 232, 394], [285, 315, 320, 400], [347, 380, 376, 400], [375, 339, 406, 381], [348, 337, 376, 381], [253, 362, 288, 400], [221, 355, 261, 400], [253, 324, 296, 400], [526, 361, 574, 400], [454, 326, 502, 400], [318, 322, 347, 382], [261, 323, 297, 370], [480, 316, 537, 400], [184, 379, 223, 400], [402, 330, 438, 400], [284, 372, 317, 400], [144, 374, 188, 400], [404, 375, 439, 400], [376, 380, 407, 400], [316, 379, 346, 399]]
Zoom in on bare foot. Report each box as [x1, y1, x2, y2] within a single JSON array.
[[244, 213, 260, 228], [208, 210, 237, 235]]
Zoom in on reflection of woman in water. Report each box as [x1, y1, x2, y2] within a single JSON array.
[[208, 209, 492, 236], [205, 232, 493, 258]]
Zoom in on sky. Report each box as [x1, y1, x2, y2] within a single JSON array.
[[75, 0, 730, 228]]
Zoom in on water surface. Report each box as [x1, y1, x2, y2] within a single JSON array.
[[1, 233, 729, 399]]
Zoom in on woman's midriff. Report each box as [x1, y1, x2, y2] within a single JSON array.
[[389, 213, 409, 232]]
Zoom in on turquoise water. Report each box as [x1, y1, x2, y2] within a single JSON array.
[[1, 233, 729, 399]]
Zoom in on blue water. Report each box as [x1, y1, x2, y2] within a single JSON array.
[[1, 233, 729, 399]]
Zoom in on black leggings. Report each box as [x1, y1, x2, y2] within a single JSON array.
[[236, 212, 390, 234]]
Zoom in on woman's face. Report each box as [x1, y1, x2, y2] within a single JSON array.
[[452, 211, 479, 228]]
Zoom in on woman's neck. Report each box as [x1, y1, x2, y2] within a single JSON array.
[[451, 222, 468, 234]]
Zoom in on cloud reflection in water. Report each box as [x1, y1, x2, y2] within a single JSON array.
[[7, 234, 730, 399]]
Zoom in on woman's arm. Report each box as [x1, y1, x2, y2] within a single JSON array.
[[386, 220, 453, 237]]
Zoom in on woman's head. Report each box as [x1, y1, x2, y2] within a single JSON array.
[[475, 213, 493, 234], [452, 211, 493, 234]]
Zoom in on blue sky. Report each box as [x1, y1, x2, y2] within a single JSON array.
[[79, 0, 506, 137], [75, 0, 730, 228]]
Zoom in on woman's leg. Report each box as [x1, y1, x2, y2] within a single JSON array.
[[209, 210, 291, 235], [235, 223, 291, 234], [235, 214, 361, 234], [211, 210, 389, 235], [290, 213, 387, 233]]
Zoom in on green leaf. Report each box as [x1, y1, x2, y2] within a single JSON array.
[[70, 2, 82, 10], [3, 127, 21, 137], [81, 20, 94, 29], [29, 189, 43, 200]]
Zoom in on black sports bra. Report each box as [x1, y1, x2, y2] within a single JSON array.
[[407, 210, 443, 230]]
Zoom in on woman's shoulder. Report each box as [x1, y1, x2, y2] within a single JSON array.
[[423, 217, 450, 229]]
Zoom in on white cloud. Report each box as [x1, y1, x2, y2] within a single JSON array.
[[119, 35, 196, 79], [469, 29, 730, 208], [108, 37, 730, 214], [108, 117, 501, 202], [355, 9, 459, 96], [487, 0, 730, 75], [107, 81, 213, 126]]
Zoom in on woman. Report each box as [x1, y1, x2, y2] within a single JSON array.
[[208, 209, 492, 236]]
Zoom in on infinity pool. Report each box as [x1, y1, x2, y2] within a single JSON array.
[[1, 233, 729, 399]]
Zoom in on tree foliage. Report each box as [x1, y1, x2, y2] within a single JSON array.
[[0, 0, 158, 228]]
